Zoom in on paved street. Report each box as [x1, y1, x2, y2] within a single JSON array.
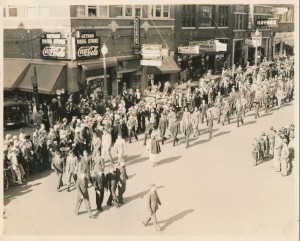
[[3, 102, 298, 239]]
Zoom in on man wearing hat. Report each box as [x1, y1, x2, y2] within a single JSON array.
[[268, 127, 276, 158], [53, 150, 64, 191], [93, 163, 106, 211], [114, 134, 126, 162], [274, 133, 283, 171], [170, 115, 180, 147], [65, 150, 78, 192], [158, 114, 168, 145], [127, 114, 138, 143], [74, 173, 94, 218], [280, 136, 289, 176], [142, 183, 162, 232], [146, 133, 161, 167]]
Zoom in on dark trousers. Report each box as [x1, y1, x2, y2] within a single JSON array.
[[143, 211, 160, 229], [128, 129, 138, 142], [118, 180, 126, 203], [160, 129, 166, 144], [95, 190, 105, 209], [107, 186, 118, 206], [173, 133, 179, 146], [143, 133, 150, 145]]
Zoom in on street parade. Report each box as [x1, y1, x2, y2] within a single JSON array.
[[3, 56, 296, 228]]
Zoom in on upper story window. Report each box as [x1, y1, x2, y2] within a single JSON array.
[[182, 5, 196, 27], [76, 5, 108, 17], [116, 5, 143, 17], [234, 14, 247, 30], [26, 6, 49, 18], [199, 6, 213, 27], [3, 5, 18, 17], [147, 5, 170, 18], [217, 6, 229, 27], [234, 5, 247, 13]]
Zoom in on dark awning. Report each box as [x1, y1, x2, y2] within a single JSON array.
[[80, 57, 118, 70], [4, 59, 30, 91], [18, 63, 67, 94], [148, 56, 180, 74]]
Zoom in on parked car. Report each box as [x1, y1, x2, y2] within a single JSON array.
[[4, 100, 24, 127]]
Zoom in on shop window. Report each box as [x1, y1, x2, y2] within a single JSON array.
[[88, 6, 97, 17], [218, 6, 228, 27], [199, 6, 213, 27], [76, 6, 85, 17], [182, 5, 196, 27]]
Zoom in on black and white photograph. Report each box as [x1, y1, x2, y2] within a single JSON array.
[[1, 0, 298, 241]]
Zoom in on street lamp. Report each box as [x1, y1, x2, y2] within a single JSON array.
[[254, 29, 260, 67], [101, 43, 108, 98]]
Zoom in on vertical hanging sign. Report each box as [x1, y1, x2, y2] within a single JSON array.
[[133, 17, 140, 45]]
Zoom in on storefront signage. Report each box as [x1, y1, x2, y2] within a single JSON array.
[[41, 32, 67, 60], [141, 44, 162, 60], [141, 59, 162, 66], [133, 17, 140, 45], [75, 32, 100, 60], [256, 19, 278, 28], [189, 40, 227, 52], [178, 45, 199, 55], [245, 37, 262, 47]]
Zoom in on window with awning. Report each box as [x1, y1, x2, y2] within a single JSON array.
[[18, 63, 67, 94], [4, 59, 30, 91]]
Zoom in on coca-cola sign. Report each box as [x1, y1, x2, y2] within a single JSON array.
[[43, 46, 66, 58], [41, 33, 68, 60], [77, 46, 99, 58], [75, 34, 100, 60]]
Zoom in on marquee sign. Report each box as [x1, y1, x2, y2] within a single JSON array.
[[188, 40, 227, 52], [75, 32, 100, 60], [140, 44, 162, 66], [178, 45, 199, 55], [41, 32, 68, 60], [256, 19, 278, 28]]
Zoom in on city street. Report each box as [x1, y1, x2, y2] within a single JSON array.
[[3, 102, 298, 240]]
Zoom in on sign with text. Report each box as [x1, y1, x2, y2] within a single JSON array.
[[141, 44, 162, 60], [189, 40, 227, 52], [178, 45, 199, 55], [41, 32, 67, 60], [75, 32, 100, 60], [141, 59, 162, 66], [256, 19, 278, 28], [133, 17, 140, 45]]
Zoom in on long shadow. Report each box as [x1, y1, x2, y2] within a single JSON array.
[[261, 112, 273, 117], [123, 185, 165, 204], [256, 156, 273, 166], [242, 120, 256, 126], [190, 138, 210, 147], [126, 157, 148, 166], [213, 131, 231, 138], [4, 182, 41, 206], [128, 174, 137, 179], [155, 209, 195, 231], [126, 154, 142, 163], [157, 156, 182, 166]]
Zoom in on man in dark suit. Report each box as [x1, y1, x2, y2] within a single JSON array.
[[74, 173, 94, 218], [158, 114, 168, 145], [171, 116, 180, 147], [142, 184, 162, 232], [105, 165, 120, 208], [93, 166, 106, 211], [116, 160, 128, 204]]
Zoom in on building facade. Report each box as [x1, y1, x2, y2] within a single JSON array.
[[3, 4, 178, 96]]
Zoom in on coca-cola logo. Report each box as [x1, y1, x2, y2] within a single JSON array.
[[77, 46, 99, 58], [42, 46, 66, 58]]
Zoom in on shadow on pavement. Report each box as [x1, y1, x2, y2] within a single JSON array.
[[156, 209, 195, 231], [128, 174, 137, 179], [127, 157, 148, 166], [157, 156, 182, 166], [4, 182, 42, 206], [126, 154, 142, 162], [242, 120, 256, 126], [123, 185, 165, 204], [261, 112, 273, 117], [213, 131, 231, 138], [190, 138, 210, 147]]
